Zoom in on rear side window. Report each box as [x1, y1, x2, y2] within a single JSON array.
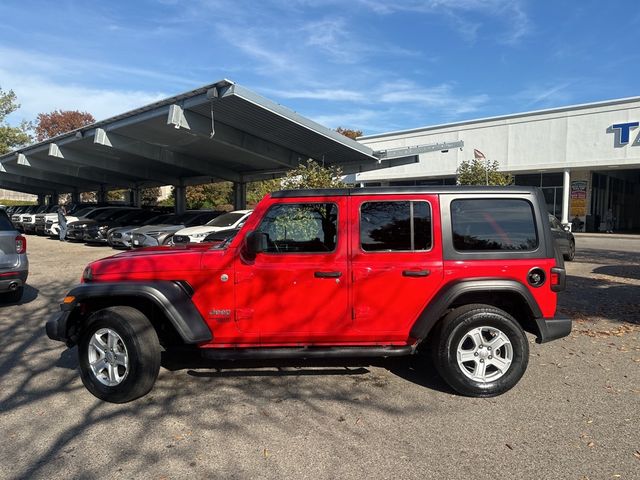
[[256, 203, 338, 253], [0, 212, 14, 231], [451, 199, 538, 251], [360, 201, 432, 252]]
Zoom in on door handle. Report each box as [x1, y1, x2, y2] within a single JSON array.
[[314, 271, 342, 278], [402, 269, 431, 277]]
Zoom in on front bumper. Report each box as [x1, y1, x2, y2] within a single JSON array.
[[46, 310, 72, 345], [65, 228, 86, 241], [132, 233, 160, 248], [83, 229, 109, 244], [534, 314, 572, 343]]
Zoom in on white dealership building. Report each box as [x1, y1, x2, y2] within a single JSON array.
[[351, 97, 640, 232]]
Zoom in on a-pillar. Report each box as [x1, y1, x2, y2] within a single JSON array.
[[561, 169, 570, 225], [51, 193, 59, 206], [232, 181, 247, 210], [37, 194, 45, 205], [174, 185, 186, 214], [72, 190, 81, 204]]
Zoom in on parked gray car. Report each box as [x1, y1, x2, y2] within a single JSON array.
[[131, 211, 222, 248], [0, 209, 28, 303]]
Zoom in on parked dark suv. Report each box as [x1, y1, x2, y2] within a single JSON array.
[[47, 186, 569, 403]]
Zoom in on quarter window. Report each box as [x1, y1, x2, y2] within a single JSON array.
[[360, 201, 432, 252], [256, 203, 338, 253], [451, 199, 538, 251]]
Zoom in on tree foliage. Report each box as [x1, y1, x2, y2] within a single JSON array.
[[456, 158, 513, 186], [141, 187, 161, 206], [34, 110, 95, 142], [247, 159, 346, 206], [0, 87, 32, 154], [335, 126, 363, 140], [186, 182, 233, 210]]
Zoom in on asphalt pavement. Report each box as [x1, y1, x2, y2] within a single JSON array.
[[0, 235, 638, 479]]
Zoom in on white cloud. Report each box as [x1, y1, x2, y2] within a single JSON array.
[[0, 47, 176, 124]]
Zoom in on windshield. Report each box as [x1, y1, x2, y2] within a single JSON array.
[[102, 209, 139, 221], [142, 214, 172, 226], [206, 212, 246, 227], [72, 207, 94, 218]]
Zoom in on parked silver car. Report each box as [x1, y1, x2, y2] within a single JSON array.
[[0, 209, 28, 303]]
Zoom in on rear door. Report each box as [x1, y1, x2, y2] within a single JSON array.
[[349, 195, 444, 342], [0, 213, 18, 270]]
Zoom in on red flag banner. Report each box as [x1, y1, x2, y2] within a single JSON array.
[[473, 149, 486, 159]]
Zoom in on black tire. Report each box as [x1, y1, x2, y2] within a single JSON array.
[[78, 306, 161, 403], [431, 304, 529, 397], [162, 235, 174, 246], [1, 286, 23, 303], [563, 240, 575, 261]]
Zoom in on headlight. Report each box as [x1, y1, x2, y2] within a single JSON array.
[[82, 266, 93, 282], [98, 225, 109, 231], [146, 231, 164, 238], [193, 232, 209, 238]]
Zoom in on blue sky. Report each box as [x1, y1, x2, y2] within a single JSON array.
[[1, 0, 639, 135]]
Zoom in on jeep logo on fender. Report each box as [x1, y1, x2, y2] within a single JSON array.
[[608, 122, 640, 147]]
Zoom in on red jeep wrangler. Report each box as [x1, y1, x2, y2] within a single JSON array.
[[47, 186, 570, 403]]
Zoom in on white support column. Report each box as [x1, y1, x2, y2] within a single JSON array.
[[561, 169, 570, 225]]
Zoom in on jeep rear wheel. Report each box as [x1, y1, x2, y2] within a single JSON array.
[[433, 304, 529, 397], [78, 306, 161, 403]]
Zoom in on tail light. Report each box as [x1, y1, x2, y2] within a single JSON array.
[[15, 235, 26, 254]]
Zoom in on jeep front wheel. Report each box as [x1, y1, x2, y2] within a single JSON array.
[[78, 306, 161, 403], [433, 304, 529, 397]]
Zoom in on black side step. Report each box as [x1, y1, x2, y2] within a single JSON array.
[[200, 345, 413, 361]]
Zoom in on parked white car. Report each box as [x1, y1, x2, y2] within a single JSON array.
[[172, 210, 252, 244]]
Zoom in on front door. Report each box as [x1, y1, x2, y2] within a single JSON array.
[[350, 195, 444, 343], [234, 198, 349, 345]]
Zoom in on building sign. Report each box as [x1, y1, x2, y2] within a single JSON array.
[[608, 122, 640, 147], [570, 180, 587, 216]]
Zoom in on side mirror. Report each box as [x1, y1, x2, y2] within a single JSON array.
[[562, 224, 571, 232], [244, 230, 267, 259]]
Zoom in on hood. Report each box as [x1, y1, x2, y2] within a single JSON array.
[[174, 225, 226, 236], [133, 224, 184, 234], [69, 219, 98, 227], [88, 243, 216, 278]]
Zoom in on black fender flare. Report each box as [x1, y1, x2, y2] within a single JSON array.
[[53, 281, 211, 344], [409, 279, 542, 341]]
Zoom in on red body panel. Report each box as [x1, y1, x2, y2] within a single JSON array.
[[84, 192, 561, 349]]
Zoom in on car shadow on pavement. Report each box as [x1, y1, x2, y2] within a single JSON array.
[[559, 274, 640, 324], [592, 265, 640, 281], [0, 284, 39, 307]]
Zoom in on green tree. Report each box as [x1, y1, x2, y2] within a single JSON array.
[[0, 87, 32, 154], [141, 187, 161, 206], [186, 182, 233, 210], [247, 159, 346, 206], [456, 158, 513, 186]]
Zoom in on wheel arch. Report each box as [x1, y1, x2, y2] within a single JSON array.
[[61, 281, 211, 347], [411, 279, 543, 344]]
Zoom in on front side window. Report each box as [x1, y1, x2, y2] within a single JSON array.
[[360, 201, 432, 252], [451, 199, 538, 251], [256, 203, 338, 253]]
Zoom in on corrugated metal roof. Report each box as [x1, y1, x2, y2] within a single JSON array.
[[0, 79, 382, 194]]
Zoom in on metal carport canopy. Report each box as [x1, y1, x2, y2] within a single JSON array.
[[0, 79, 415, 207]]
